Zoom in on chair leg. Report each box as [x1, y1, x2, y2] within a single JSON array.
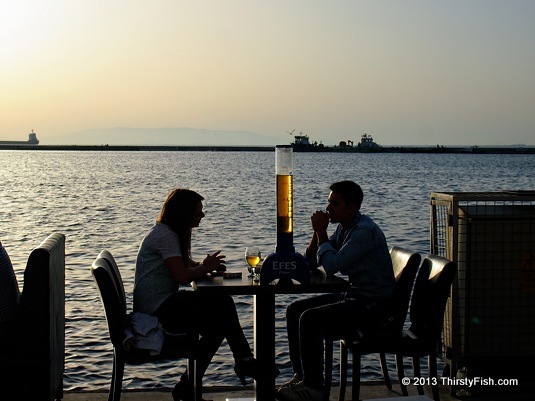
[[188, 357, 202, 401], [338, 341, 348, 401], [323, 337, 333, 401], [428, 353, 440, 401], [379, 352, 392, 390], [110, 350, 125, 401], [395, 354, 408, 396], [350, 353, 361, 401], [55, 384, 64, 401], [412, 356, 424, 395]]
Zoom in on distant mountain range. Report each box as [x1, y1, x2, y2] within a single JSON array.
[[45, 127, 282, 146]]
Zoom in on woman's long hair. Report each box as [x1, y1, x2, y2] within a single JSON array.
[[156, 188, 204, 266]]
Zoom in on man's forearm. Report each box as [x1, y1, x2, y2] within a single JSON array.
[[305, 234, 319, 260], [315, 230, 329, 244], [306, 230, 329, 260]]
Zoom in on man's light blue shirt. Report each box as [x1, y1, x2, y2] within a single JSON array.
[[317, 213, 395, 300]]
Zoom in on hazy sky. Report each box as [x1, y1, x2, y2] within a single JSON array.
[[2, 0, 535, 146]]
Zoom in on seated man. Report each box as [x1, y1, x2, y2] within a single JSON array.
[[277, 181, 396, 401]]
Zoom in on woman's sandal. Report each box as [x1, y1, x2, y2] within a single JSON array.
[[234, 356, 280, 386]]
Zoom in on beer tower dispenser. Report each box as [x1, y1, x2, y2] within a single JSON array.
[[260, 145, 309, 285]]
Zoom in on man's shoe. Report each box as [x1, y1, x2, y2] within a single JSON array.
[[276, 381, 323, 401], [276, 373, 303, 389]]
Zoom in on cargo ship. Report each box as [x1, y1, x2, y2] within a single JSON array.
[[0, 130, 39, 146]]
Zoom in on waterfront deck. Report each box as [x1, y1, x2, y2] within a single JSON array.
[[62, 381, 532, 401]]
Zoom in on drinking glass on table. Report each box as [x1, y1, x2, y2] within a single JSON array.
[[245, 247, 261, 278]]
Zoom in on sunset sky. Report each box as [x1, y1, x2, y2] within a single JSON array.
[[1, 0, 535, 146]]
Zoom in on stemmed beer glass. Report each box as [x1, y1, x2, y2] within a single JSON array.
[[245, 247, 262, 278]]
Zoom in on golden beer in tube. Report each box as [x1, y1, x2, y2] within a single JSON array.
[[277, 174, 293, 233], [261, 144, 309, 285]]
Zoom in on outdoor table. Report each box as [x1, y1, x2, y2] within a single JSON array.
[[193, 267, 350, 401]]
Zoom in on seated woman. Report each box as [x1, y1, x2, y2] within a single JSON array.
[[134, 188, 264, 401]]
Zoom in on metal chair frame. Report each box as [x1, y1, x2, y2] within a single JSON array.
[[90, 250, 201, 401]]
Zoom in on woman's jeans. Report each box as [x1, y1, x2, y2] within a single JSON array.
[[157, 291, 252, 379]]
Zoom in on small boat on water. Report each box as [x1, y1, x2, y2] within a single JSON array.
[[291, 132, 326, 151], [355, 133, 381, 150]]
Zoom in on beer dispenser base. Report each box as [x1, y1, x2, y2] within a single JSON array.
[[259, 251, 310, 285]]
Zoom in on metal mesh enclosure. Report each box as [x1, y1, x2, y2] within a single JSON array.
[[430, 191, 535, 377]]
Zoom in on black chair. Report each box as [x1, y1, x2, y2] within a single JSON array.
[[90, 250, 201, 401], [392, 254, 457, 401], [1, 233, 65, 400], [329, 254, 456, 401], [323, 246, 421, 401]]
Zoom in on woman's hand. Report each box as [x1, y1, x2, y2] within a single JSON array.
[[164, 252, 226, 284], [202, 251, 226, 274]]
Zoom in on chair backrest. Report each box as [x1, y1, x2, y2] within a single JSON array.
[[97, 250, 126, 307], [388, 246, 422, 331], [408, 254, 457, 344], [17, 232, 66, 400], [91, 253, 127, 348]]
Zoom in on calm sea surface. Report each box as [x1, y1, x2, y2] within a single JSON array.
[[1, 150, 534, 391]]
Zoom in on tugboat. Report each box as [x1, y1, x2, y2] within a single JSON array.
[[293, 133, 311, 147], [356, 133, 380, 150], [290, 131, 325, 151]]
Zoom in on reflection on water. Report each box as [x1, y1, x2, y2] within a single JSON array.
[[1, 150, 533, 391]]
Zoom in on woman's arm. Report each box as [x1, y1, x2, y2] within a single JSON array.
[[164, 251, 226, 284]]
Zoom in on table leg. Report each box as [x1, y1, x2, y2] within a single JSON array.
[[254, 292, 276, 401]]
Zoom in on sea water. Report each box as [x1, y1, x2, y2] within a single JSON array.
[[1, 150, 534, 391]]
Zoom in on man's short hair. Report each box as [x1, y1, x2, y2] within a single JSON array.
[[330, 181, 363, 210]]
